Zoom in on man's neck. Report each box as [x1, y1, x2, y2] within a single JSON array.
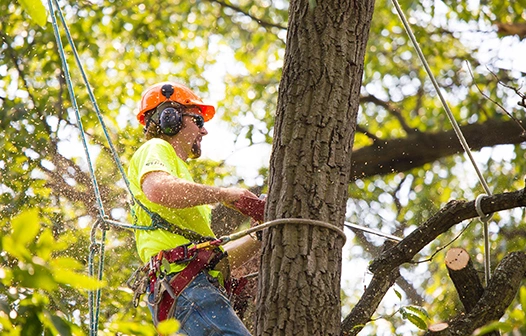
[[164, 136, 188, 161]]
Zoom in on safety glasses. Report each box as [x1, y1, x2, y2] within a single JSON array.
[[183, 113, 205, 128]]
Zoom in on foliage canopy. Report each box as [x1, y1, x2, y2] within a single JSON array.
[[1, 0, 525, 334]]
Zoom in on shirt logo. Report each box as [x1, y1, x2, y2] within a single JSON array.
[[146, 160, 165, 167]]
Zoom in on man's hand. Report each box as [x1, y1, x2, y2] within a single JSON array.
[[219, 188, 258, 205], [229, 193, 266, 223]]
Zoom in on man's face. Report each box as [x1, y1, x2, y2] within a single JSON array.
[[179, 107, 207, 159]]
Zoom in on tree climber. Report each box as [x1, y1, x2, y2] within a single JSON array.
[[127, 82, 261, 335]]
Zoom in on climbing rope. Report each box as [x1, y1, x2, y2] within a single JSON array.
[[475, 194, 492, 285], [46, 1, 166, 334], [390, 0, 494, 282], [344, 221, 402, 242], [221, 218, 348, 244], [47, 0, 106, 220], [87, 219, 107, 336]]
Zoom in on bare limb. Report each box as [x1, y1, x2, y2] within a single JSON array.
[[350, 118, 526, 180], [360, 95, 416, 135], [206, 0, 287, 31]]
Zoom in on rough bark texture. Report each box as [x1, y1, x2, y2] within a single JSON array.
[[445, 247, 485, 313], [342, 188, 526, 335], [256, 1, 375, 335], [425, 252, 526, 336]]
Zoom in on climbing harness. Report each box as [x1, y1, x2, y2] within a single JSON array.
[[126, 215, 359, 326], [128, 241, 227, 325], [390, 0, 494, 283]]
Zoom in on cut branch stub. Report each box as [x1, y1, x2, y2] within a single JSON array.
[[428, 322, 448, 332], [443, 247, 500, 336], [445, 247, 484, 313]]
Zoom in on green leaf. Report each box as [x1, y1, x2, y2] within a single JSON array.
[[49, 314, 73, 336], [520, 286, 526, 311], [11, 209, 40, 247], [53, 270, 105, 290], [475, 321, 512, 334], [17, 0, 48, 27], [394, 288, 402, 301], [400, 306, 429, 330], [49, 257, 84, 271], [19, 264, 57, 291], [404, 305, 430, 318], [2, 235, 31, 261], [404, 312, 428, 330], [35, 229, 55, 261], [156, 318, 181, 335]]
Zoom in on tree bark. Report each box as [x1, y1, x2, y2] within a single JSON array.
[[444, 248, 501, 336], [256, 1, 375, 335], [445, 247, 485, 313]]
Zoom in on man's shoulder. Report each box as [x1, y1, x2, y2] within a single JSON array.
[[133, 138, 173, 157], [141, 137, 171, 149]]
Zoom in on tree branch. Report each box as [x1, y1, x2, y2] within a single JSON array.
[[350, 118, 526, 180], [206, 0, 287, 30], [340, 187, 526, 335], [341, 267, 400, 336], [369, 188, 526, 275], [425, 252, 526, 335]]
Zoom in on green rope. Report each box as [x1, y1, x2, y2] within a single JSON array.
[[50, 0, 163, 225], [47, 0, 106, 219], [87, 219, 102, 336], [46, 2, 171, 335]]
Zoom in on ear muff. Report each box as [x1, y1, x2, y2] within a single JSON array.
[[159, 104, 184, 136]]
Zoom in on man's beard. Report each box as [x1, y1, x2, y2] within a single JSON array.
[[189, 140, 201, 159]]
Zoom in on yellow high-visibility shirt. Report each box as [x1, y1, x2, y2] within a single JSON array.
[[128, 138, 215, 273]]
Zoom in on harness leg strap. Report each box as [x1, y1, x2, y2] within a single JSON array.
[[154, 248, 224, 324]]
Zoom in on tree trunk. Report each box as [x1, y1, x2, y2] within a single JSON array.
[[255, 1, 375, 335]]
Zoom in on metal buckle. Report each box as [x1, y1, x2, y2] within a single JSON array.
[[176, 243, 197, 264]]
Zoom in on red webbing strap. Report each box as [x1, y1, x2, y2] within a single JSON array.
[[161, 244, 196, 263], [155, 248, 219, 322]]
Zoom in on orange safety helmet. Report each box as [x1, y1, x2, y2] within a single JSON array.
[[137, 82, 215, 126]]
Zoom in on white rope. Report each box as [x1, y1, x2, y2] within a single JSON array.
[[390, 0, 494, 281], [476, 194, 492, 285], [221, 218, 347, 244], [344, 222, 402, 242], [390, 0, 491, 196]]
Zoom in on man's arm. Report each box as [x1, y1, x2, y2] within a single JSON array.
[[142, 171, 257, 209]]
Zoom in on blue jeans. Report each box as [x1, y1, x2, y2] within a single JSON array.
[[148, 272, 251, 336]]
